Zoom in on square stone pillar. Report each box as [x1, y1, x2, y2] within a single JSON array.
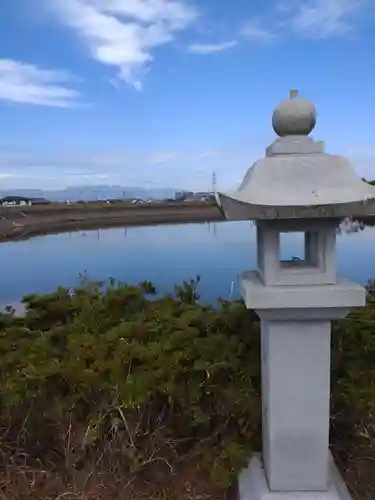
[[261, 319, 331, 491], [237, 266, 365, 500]]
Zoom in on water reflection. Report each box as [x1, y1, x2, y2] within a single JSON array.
[[206, 222, 218, 238], [1, 220, 375, 312]]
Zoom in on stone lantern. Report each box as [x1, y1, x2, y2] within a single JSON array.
[[217, 90, 375, 500]]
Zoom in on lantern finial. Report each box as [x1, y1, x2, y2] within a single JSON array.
[[272, 90, 316, 137], [290, 89, 299, 98]]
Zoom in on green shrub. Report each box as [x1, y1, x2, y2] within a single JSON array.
[[0, 276, 375, 490], [0, 277, 261, 487]]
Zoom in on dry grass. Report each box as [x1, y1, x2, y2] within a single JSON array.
[[0, 443, 235, 500], [1, 413, 375, 500], [0, 402, 236, 500], [332, 416, 375, 500], [0, 467, 236, 500]]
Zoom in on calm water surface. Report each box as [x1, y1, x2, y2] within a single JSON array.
[[1, 221, 375, 310]]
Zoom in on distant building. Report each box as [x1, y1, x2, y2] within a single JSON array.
[[196, 191, 214, 199], [174, 190, 194, 201], [0, 196, 51, 207], [163, 198, 180, 203], [174, 191, 214, 202], [1, 196, 32, 207], [184, 193, 213, 202]]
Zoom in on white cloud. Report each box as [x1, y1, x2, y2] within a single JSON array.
[[0, 59, 80, 107], [280, 0, 365, 38], [46, 0, 199, 90], [240, 20, 277, 44], [187, 40, 238, 54]]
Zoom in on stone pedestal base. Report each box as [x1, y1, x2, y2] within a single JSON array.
[[238, 453, 352, 500]]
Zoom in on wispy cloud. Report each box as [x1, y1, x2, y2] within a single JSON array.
[[0, 59, 80, 107], [195, 148, 223, 159], [147, 151, 181, 164], [240, 19, 277, 44], [279, 0, 365, 38], [187, 40, 238, 54], [46, 0, 199, 90], [147, 147, 223, 164], [0, 138, 269, 190]]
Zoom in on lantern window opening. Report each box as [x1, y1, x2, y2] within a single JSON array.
[[255, 220, 337, 286], [279, 231, 320, 271], [279, 231, 305, 265]]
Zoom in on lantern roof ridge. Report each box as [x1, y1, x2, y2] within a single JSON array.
[[217, 91, 375, 220]]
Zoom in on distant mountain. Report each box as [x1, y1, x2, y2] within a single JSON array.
[[0, 185, 179, 202]]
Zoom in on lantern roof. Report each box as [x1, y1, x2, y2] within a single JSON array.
[[217, 90, 375, 220]]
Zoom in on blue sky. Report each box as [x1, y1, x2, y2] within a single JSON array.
[[0, 0, 374, 191]]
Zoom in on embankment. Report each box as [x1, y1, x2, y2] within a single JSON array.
[[0, 202, 225, 242]]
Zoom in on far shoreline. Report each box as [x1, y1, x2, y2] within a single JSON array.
[[0, 201, 225, 243], [1, 201, 374, 243]]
